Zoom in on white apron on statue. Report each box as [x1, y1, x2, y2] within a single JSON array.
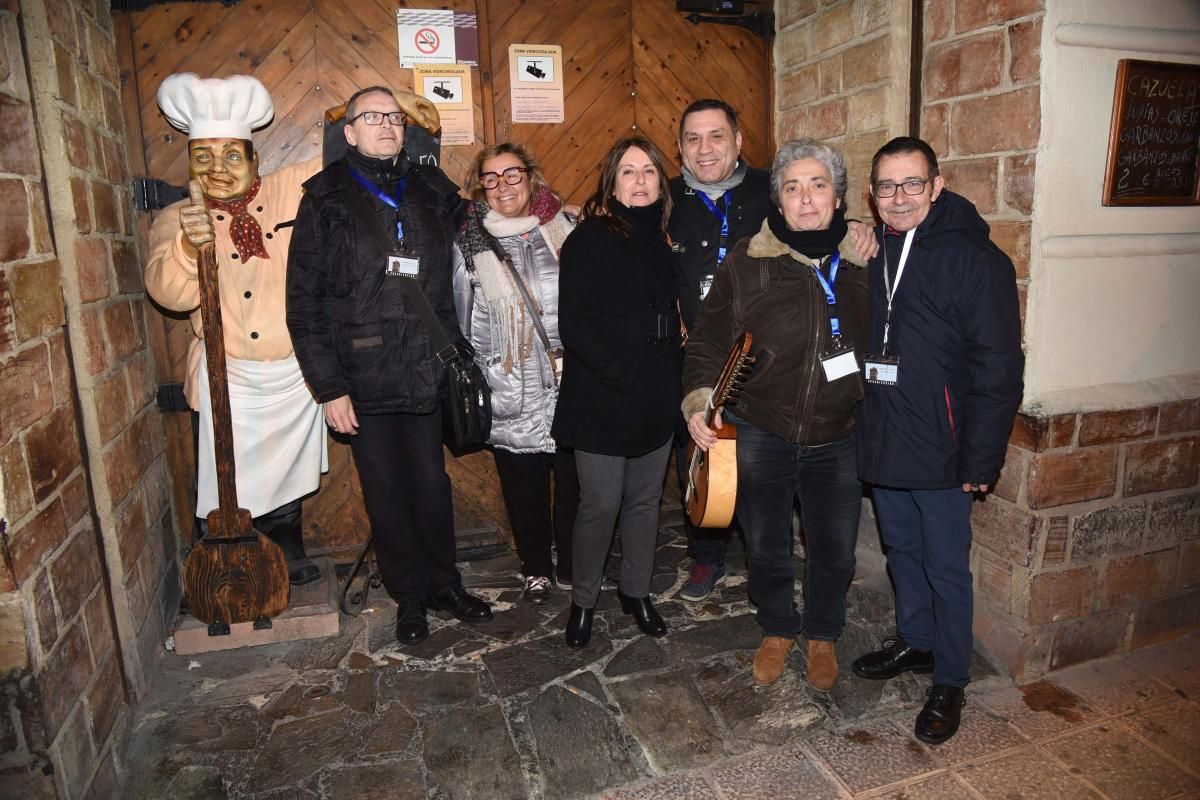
[[196, 352, 328, 518]]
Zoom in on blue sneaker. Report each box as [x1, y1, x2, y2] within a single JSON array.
[[678, 561, 727, 602]]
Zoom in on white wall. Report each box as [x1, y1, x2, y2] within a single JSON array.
[[1025, 0, 1200, 410]]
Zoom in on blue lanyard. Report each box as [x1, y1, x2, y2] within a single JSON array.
[[812, 251, 842, 340], [348, 167, 407, 241], [697, 190, 732, 264]]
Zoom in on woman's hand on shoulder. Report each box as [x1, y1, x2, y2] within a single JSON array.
[[848, 220, 879, 262]]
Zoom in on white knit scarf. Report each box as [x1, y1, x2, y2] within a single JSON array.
[[473, 208, 574, 373]]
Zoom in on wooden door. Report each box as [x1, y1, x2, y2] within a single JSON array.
[[117, 0, 770, 558]]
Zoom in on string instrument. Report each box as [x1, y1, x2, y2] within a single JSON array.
[[182, 185, 289, 634], [685, 332, 754, 528]]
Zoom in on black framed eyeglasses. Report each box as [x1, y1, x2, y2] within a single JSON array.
[[872, 177, 934, 198], [348, 111, 407, 127], [479, 167, 528, 190]]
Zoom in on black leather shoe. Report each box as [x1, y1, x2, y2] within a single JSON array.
[[395, 599, 429, 645], [564, 604, 593, 648], [915, 684, 965, 744], [852, 636, 934, 679], [618, 592, 667, 638], [287, 558, 322, 587], [427, 584, 492, 624]]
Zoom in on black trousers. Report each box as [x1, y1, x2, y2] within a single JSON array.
[[349, 409, 461, 600], [492, 447, 579, 581]]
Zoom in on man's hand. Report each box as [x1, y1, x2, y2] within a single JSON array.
[[962, 483, 990, 493], [394, 91, 441, 137], [847, 220, 879, 262], [179, 179, 215, 260], [688, 410, 722, 451], [324, 395, 359, 436]]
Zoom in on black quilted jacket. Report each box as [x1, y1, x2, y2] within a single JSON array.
[[286, 150, 467, 414]]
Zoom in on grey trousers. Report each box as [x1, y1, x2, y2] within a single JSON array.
[[571, 437, 673, 609]]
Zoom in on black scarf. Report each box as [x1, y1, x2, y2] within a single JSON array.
[[611, 197, 666, 240], [766, 204, 848, 259]]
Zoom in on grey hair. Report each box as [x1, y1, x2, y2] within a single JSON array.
[[769, 138, 847, 206]]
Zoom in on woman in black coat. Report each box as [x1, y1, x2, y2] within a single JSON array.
[[552, 136, 681, 648]]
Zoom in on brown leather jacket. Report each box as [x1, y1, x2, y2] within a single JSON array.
[[682, 221, 868, 446]]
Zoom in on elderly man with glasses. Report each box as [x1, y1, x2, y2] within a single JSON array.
[[852, 137, 1024, 745], [287, 85, 493, 646]]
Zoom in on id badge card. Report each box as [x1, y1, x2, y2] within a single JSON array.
[[386, 253, 420, 277], [864, 354, 899, 385], [821, 347, 858, 382]]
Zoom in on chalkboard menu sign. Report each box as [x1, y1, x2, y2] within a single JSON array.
[[1103, 59, 1200, 206]]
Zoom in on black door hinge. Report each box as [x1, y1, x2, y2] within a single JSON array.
[[156, 383, 190, 413], [132, 177, 188, 212], [112, 0, 240, 12]]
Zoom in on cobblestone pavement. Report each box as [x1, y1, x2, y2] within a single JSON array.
[[124, 514, 1200, 799]]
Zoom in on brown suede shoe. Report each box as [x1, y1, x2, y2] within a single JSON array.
[[806, 639, 838, 692], [752, 636, 796, 686]]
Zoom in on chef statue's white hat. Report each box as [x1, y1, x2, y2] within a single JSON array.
[[156, 73, 274, 141]]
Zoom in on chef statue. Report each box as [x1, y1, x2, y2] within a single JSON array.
[[144, 73, 440, 586]]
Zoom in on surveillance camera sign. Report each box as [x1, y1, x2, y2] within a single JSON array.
[[414, 64, 474, 146], [509, 44, 565, 123]]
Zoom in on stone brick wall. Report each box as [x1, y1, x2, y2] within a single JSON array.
[[0, 0, 179, 795], [921, 0, 1041, 330], [774, 0, 908, 217], [973, 399, 1200, 681]]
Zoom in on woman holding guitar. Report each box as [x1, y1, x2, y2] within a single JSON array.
[[683, 139, 869, 691], [553, 137, 681, 648]]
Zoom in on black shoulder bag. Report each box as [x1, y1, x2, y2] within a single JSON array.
[[342, 179, 491, 453]]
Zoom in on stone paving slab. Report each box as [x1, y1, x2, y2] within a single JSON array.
[[975, 681, 1103, 740], [119, 520, 1200, 800], [1127, 699, 1200, 770], [1045, 721, 1200, 800], [708, 744, 844, 800], [806, 719, 939, 795], [956, 748, 1103, 800], [608, 670, 727, 773], [528, 685, 649, 798]]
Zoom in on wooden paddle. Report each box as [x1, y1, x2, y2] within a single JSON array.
[[181, 180, 289, 633]]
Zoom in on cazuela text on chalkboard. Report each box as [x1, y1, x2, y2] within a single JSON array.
[[1103, 59, 1200, 206]]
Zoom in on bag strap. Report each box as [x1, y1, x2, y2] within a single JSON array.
[[342, 177, 460, 365], [497, 250, 555, 357]]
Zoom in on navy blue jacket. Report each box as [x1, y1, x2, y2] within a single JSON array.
[[856, 190, 1023, 489]]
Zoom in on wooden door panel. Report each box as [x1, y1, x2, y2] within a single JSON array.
[[488, 0, 633, 204], [632, 3, 769, 172]]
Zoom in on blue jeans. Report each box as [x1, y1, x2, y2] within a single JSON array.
[[872, 486, 974, 688], [733, 417, 861, 639]]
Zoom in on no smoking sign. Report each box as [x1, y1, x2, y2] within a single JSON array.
[[397, 10, 456, 66], [415, 28, 440, 55]]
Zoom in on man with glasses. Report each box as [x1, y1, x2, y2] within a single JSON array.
[[287, 85, 492, 646], [852, 137, 1023, 745]]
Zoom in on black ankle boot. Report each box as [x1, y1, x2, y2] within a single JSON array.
[[255, 502, 321, 587], [618, 592, 666, 638], [565, 604, 593, 648]]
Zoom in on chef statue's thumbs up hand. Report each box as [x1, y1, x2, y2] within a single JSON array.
[[179, 178, 215, 259]]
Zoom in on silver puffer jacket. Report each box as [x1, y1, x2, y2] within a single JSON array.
[[452, 217, 570, 453]]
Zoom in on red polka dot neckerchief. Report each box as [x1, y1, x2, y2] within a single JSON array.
[[208, 176, 269, 262]]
